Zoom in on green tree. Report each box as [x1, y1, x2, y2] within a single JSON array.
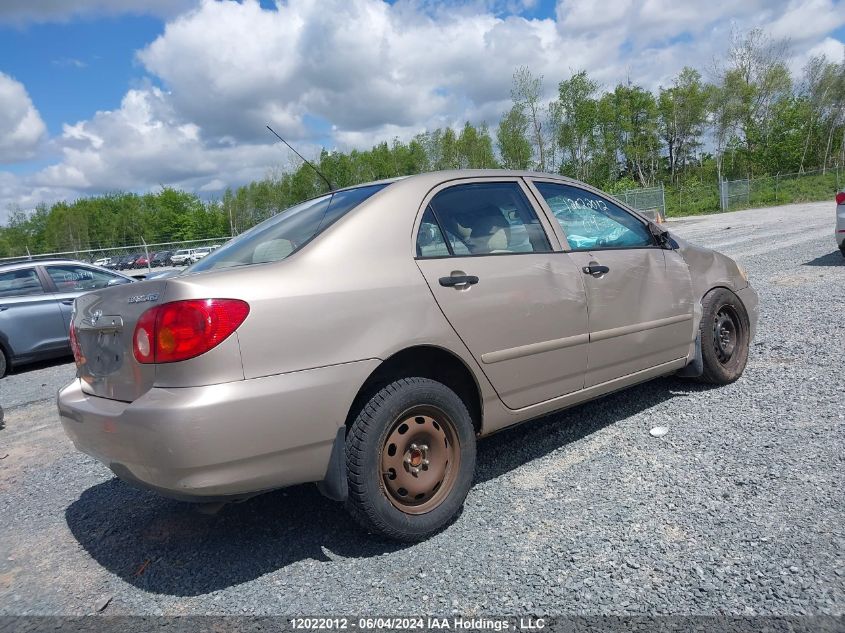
[[511, 66, 547, 170], [496, 106, 532, 170], [658, 67, 708, 183], [555, 70, 600, 181]]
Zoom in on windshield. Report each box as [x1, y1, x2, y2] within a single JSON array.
[[188, 183, 388, 273]]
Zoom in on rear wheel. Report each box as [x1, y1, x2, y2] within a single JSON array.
[[698, 288, 750, 385], [839, 244, 845, 258], [345, 377, 476, 542], [0, 346, 7, 379]]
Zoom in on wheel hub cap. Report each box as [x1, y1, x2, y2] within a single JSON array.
[[380, 409, 460, 514], [713, 307, 739, 364]]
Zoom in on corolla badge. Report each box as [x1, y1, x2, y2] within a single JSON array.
[[90, 310, 103, 324], [128, 293, 160, 304]]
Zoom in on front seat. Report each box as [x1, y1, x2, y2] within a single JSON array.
[[466, 205, 510, 253]]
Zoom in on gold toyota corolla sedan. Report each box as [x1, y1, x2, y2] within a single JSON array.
[[58, 170, 758, 541]]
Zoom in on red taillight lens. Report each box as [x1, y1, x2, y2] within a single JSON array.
[[836, 192, 845, 205], [133, 308, 157, 363], [69, 324, 84, 366], [133, 299, 249, 364]]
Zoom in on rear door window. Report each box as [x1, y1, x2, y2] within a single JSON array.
[[427, 182, 551, 256], [0, 268, 45, 297], [44, 264, 123, 291], [416, 207, 451, 257]]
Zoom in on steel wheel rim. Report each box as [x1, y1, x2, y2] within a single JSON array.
[[380, 406, 460, 515], [713, 305, 740, 364]]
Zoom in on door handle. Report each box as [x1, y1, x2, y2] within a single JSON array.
[[439, 275, 479, 288], [582, 264, 610, 275]]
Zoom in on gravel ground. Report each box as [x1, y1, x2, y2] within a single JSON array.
[[0, 201, 843, 617]]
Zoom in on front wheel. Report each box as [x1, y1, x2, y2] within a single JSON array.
[[345, 378, 476, 542], [698, 288, 751, 385]]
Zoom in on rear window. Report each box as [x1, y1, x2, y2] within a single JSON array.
[[0, 268, 44, 297], [188, 184, 388, 272]]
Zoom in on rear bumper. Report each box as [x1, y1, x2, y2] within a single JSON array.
[[57, 359, 379, 500]]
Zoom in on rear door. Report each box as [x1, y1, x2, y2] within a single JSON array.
[[527, 179, 695, 388], [0, 266, 67, 358], [414, 178, 590, 409], [41, 263, 133, 332]]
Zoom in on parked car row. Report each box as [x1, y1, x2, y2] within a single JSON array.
[[90, 246, 222, 271], [91, 246, 223, 270], [0, 259, 135, 377]]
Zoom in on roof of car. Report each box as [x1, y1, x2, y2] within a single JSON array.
[[345, 169, 575, 191], [0, 258, 98, 270]]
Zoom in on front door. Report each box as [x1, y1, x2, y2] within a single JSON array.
[[414, 180, 590, 409], [0, 267, 67, 358], [528, 180, 695, 388]]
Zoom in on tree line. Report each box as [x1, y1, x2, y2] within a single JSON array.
[[2, 28, 843, 258]]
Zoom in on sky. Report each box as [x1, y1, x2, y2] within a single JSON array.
[[0, 0, 843, 220]]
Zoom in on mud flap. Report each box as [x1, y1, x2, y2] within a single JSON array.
[[677, 333, 703, 378], [316, 426, 348, 502]]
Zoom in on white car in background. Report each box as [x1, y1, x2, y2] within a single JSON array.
[[836, 191, 845, 257], [190, 247, 212, 263], [170, 249, 196, 266]]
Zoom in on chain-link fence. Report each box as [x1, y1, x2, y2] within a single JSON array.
[[614, 185, 666, 221], [718, 167, 843, 212]]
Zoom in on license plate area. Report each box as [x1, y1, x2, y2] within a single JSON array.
[[79, 320, 126, 378]]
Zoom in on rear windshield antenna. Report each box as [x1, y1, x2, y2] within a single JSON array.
[[266, 125, 334, 192]]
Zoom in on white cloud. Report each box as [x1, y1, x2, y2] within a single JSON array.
[[2, 0, 844, 215], [52, 57, 88, 69], [32, 86, 285, 194], [789, 36, 845, 77], [767, 0, 845, 44], [0, 0, 198, 25], [0, 72, 47, 164]]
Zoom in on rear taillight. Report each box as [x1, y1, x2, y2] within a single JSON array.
[[69, 324, 84, 366], [133, 299, 250, 364], [836, 192, 845, 205]]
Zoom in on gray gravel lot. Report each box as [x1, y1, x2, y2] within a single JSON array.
[[0, 201, 843, 617]]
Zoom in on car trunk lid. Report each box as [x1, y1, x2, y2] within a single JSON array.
[[73, 280, 168, 402]]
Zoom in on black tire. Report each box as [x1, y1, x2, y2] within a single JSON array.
[[0, 346, 7, 379], [698, 288, 750, 385], [839, 244, 845, 258], [345, 377, 476, 542]]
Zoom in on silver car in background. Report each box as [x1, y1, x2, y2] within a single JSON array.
[[58, 170, 758, 541], [0, 259, 133, 377]]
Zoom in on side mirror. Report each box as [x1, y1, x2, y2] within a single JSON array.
[[649, 224, 677, 249]]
